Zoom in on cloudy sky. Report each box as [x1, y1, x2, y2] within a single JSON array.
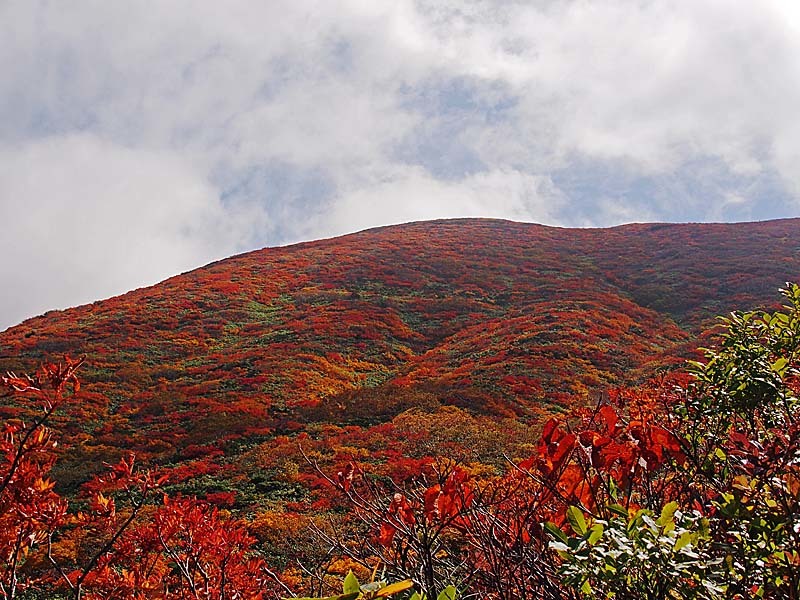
[[2, 1, 800, 330]]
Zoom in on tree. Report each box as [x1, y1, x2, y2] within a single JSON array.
[[1, 358, 283, 600], [0, 357, 82, 599], [678, 283, 800, 597], [553, 284, 800, 598]]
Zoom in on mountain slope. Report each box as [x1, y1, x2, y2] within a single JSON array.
[[1, 218, 799, 492]]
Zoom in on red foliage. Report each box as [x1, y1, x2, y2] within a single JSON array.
[[1, 219, 800, 596], [0, 357, 82, 598], [3, 218, 797, 502], [0, 360, 281, 600]]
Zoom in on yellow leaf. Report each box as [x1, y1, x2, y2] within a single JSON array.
[[375, 580, 415, 597]]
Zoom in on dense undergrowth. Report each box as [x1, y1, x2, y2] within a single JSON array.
[[2, 284, 799, 598]]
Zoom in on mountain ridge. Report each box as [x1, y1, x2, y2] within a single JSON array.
[[7, 216, 799, 332]]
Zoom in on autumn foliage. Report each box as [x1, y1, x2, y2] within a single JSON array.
[[0, 358, 278, 600], [2, 293, 800, 596], [1, 220, 800, 598], [2, 218, 799, 493], [313, 285, 800, 599], [0, 358, 83, 598]]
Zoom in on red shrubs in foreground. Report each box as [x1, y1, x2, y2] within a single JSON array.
[[0, 358, 279, 600]]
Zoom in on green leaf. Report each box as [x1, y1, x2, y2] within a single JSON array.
[[674, 530, 694, 552], [657, 501, 679, 528], [343, 571, 360, 595], [544, 521, 568, 544], [607, 503, 628, 517], [437, 585, 458, 600], [587, 523, 604, 545], [771, 357, 788, 374], [608, 477, 619, 501], [567, 506, 587, 536]]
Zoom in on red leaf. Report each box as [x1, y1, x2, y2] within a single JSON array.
[[378, 522, 396, 547]]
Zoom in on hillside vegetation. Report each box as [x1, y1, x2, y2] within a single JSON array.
[[0, 218, 799, 597]]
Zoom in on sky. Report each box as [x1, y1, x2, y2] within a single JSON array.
[[2, 1, 800, 331]]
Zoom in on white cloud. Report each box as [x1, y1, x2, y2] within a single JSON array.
[[0, 134, 266, 330], [5, 0, 800, 185], [2, 0, 800, 327], [302, 166, 565, 240]]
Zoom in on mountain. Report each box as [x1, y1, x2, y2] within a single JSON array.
[[1, 218, 799, 501]]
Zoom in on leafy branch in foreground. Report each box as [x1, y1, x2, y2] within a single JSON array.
[[0, 357, 82, 599], [1, 357, 284, 599], [550, 284, 800, 599], [287, 569, 415, 600], [321, 285, 800, 599], [551, 502, 722, 599]]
